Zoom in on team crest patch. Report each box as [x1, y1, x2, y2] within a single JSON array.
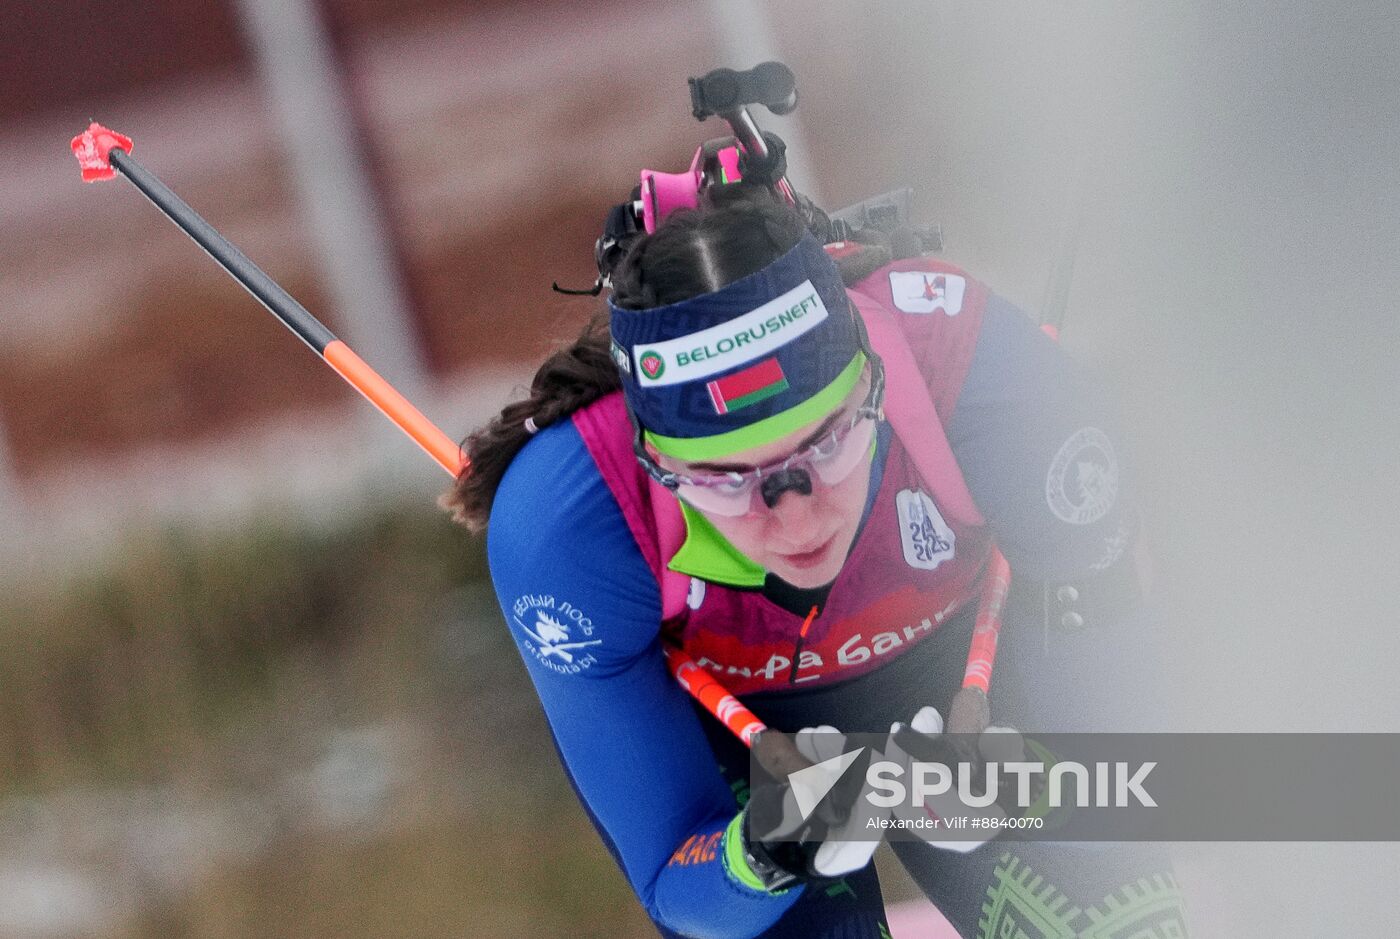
[[889, 270, 966, 315], [511, 593, 602, 675], [896, 489, 955, 570], [1045, 427, 1119, 526]]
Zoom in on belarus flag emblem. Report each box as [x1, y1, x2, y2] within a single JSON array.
[[706, 357, 790, 415]]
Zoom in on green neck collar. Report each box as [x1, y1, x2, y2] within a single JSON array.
[[667, 502, 767, 588]]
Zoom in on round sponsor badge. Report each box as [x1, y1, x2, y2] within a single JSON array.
[[1045, 427, 1119, 526]]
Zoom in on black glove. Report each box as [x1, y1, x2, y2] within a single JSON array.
[[734, 726, 888, 892]]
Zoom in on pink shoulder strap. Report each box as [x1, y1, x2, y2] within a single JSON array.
[[651, 478, 690, 621], [855, 297, 986, 530]]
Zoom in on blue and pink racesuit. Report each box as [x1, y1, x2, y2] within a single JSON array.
[[487, 255, 1188, 938]]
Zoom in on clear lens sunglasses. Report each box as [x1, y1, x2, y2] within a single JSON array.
[[633, 351, 885, 518]]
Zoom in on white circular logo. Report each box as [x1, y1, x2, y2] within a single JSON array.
[[1045, 427, 1119, 526], [511, 593, 601, 675]]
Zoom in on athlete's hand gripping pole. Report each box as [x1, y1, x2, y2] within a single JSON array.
[[668, 548, 1012, 752], [69, 122, 466, 477]]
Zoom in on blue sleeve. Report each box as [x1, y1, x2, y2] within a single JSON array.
[[946, 295, 1137, 581], [487, 419, 802, 938]]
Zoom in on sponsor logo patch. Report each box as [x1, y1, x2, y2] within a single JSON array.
[[511, 593, 601, 675], [638, 350, 664, 380], [691, 598, 960, 687], [667, 831, 722, 867], [896, 489, 956, 570], [889, 270, 966, 315], [632, 280, 829, 387], [1045, 427, 1119, 525]]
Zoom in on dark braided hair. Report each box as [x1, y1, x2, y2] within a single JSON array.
[[442, 184, 892, 531]]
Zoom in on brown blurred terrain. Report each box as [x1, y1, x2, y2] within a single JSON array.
[[0, 504, 657, 937]]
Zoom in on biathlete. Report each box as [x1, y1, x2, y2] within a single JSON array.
[[444, 177, 1189, 937], [64, 61, 1189, 939]]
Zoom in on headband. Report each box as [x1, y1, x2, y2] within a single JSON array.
[[608, 233, 863, 460]]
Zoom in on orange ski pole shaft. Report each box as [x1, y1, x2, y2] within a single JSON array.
[[963, 548, 1011, 694], [666, 647, 768, 747]]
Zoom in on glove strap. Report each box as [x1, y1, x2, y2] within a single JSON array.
[[723, 810, 800, 893]]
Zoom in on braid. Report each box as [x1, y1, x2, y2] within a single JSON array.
[[440, 312, 618, 532]]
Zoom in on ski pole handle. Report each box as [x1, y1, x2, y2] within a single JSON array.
[[688, 62, 798, 120]]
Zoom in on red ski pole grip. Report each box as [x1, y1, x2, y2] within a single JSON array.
[[70, 122, 134, 182]]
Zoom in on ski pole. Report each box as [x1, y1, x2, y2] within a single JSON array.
[[667, 648, 820, 785], [70, 122, 770, 742], [69, 122, 465, 477], [944, 548, 1011, 736], [666, 648, 767, 746], [963, 548, 1010, 694]]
